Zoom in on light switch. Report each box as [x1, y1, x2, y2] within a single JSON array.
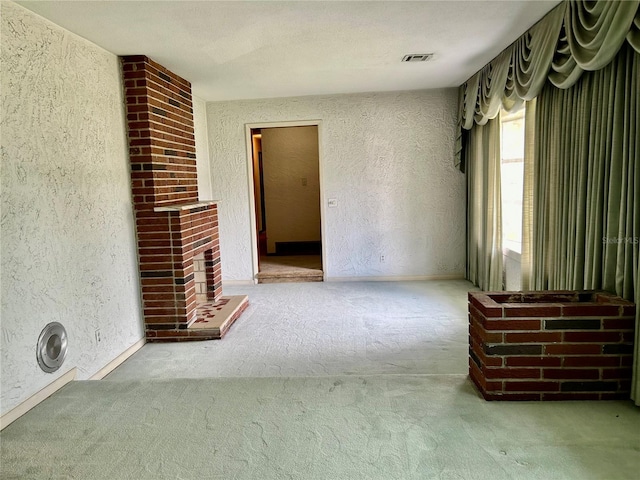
[[328, 199, 337, 207], [301, 177, 307, 186]]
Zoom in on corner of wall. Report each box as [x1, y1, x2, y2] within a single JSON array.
[[193, 95, 214, 201]]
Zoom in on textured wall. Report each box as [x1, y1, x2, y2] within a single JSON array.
[[262, 126, 321, 253], [207, 89, 465, 281], [0, 2, 143, 414], [193, 95, 213, 201]]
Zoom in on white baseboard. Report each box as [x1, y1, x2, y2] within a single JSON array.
[[0, 339, 146, 430], [224, 275, 466, 285], [0, 368, 77, 431], [325, 274, 465, 282], [223, 280, 256, 286], [89, 338, 145, 380]]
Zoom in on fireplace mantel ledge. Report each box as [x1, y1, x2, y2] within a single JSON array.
[[154, 200, 221, 212]]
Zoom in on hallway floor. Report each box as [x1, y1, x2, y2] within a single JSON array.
[[2, 280, 639, 479], [257, 255, 323, 283]]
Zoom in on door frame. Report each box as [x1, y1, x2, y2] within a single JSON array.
[[244, 120, 326, 283]]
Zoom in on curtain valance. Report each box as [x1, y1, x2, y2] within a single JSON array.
[[458, 0, 640, 133]]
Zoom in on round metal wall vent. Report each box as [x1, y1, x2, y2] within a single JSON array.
[[36, 322, 68, 373]]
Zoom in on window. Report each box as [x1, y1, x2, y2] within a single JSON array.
[[500, 107, 525, 254]]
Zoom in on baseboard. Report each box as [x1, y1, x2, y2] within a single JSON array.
[[89, 338, 145, 380], [325, 274, 465, 282], [273, 241, 322, 256], [223, 280, 256, 286], [0, 367, 77, 431]]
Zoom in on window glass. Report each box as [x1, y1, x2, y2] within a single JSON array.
[[501, 108, 525, 254]]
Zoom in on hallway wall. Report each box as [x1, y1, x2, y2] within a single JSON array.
[[1, 2, 144, 415], [207, 89, 465, 281], [262, 126, 321, 253]]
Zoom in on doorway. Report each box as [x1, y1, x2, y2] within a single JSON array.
[[247, 122, 324, 283]]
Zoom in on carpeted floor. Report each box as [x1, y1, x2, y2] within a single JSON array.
[[105, 280, 473, 380], [2, 281, 639, 479], [2, 375, 639, 479]]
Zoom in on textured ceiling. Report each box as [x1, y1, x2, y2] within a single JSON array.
[[16, 1, 560, 101]]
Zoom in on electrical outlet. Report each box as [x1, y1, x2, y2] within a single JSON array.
[[380, 255, 385, 262], [95, 329, 101, 343], [301, 177, 307, 186]]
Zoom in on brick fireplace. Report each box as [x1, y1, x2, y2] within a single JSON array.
[[122, 55, 247, 340]]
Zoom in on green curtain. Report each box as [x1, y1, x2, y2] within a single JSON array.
[[520, 99, 536, 291], [458, 0, 640, 136], [466, 116, 503, 291], [636, 254, 640, 404], [459, 0, 640, 403], [529, 44, 639, 403], [551, 0, 639, 88]]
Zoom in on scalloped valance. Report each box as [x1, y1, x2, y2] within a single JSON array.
[[455, 0, 640, 167]]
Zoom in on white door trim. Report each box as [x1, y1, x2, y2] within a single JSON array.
[[244, 120, 326, 282]]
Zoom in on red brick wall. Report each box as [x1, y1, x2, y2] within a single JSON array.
[[121, 56, 222, 339], [468, 291, 635, 400], [123, 55, 198, 206]]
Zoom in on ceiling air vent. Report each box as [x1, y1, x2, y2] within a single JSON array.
[[402, 53, 433, 62]]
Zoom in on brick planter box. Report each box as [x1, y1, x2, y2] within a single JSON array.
[[468, 290, 636, 400]]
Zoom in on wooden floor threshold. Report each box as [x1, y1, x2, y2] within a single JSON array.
[[257, 272, 323, 284]]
